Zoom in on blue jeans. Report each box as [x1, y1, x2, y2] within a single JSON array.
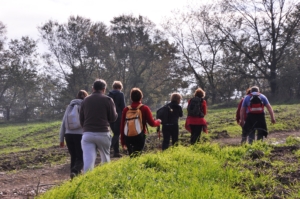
[[81, 132, 111, 173]]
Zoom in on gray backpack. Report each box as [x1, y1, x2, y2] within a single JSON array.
[[65, 104, 81, 130]]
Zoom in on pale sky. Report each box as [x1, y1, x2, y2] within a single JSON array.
[[0, 0, 193, 41]]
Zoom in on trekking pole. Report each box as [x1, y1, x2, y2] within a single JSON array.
[[157, 126, 161, 140]]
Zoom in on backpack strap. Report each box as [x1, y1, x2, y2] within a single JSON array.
[[127, 104, 143, 110], [137, 104, 144, 109], [136, 104, 147, 133]]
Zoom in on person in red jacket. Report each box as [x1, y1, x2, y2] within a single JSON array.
[[185, 88, 207, 144], [120, 88, 161, 157], [236, 88, 251, 124], [236, 88, 251, 143]]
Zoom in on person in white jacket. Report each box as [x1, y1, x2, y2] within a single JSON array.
[[59, 90, 88, 179]]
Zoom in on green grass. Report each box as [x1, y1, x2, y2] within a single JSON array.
[[0, 121, 61, 154], [38, 144, 248, 199], [38, 142, 300, 199], [1, 103, 300, 198], [174, 104, 300, 138]]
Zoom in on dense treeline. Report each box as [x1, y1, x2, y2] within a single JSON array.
[[0, 0, 300, 121]]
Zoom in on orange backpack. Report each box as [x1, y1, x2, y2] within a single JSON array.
[[124, 104, 144, 136]]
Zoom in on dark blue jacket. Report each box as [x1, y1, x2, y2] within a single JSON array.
[[108, 90, 126, 117]]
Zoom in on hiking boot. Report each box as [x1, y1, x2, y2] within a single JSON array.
[[70, 173, 76, 179], [113, 153, 122, 158]]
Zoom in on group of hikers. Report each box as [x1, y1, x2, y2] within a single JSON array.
[[59, 78, 276, 179]]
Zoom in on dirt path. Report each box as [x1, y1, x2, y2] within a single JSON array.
[[1, 131, 300, 199], [212, 131, 300, 146]]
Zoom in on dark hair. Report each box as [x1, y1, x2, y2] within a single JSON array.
[[112, 81, 123, 90], [251, 86, 259, 93], [93, 79, 106, 91], [130, 88, 143, 102], [76, 90, 88, 99], [246, 88, 251, 95], [194, 88, 205, 98], [170, 93, 182, 104]]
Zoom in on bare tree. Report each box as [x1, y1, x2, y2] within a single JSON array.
[[215, 0, 300, 96], [163, 5, 225, 103]]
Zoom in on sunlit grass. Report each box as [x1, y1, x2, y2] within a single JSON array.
[[38, 144, 249, 199], [1, 103, 300, 198], [0, 121, 61, 154], [38, 141, 300, 199]]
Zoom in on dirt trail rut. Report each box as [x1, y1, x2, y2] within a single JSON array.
[[1, 131, 300, 199]]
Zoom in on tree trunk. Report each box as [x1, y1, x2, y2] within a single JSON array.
[[269, 66, 277, 96], [5, 106, 10, 121]]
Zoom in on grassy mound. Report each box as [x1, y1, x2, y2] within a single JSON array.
[[38, 144, 245, 198], [38, 141, 300, 199]]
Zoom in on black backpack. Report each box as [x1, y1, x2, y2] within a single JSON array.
[[248, 93, 264, 114], [187, 97, 204, 117], [156, 104, 173, 125]]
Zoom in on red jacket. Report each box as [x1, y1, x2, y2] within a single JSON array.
[[120, 101, 161, 146], [185, 99, 208, 133], [235, 98, 247, 123]]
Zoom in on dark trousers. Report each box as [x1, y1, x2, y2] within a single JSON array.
[[162, 124, 179, 151], [110, 116, 121, 154], [65, 134, 83, 174], [124, 133, 146, 158], [190, 125, 203, 145], [242, 113, 267, 144], [241, 128, 265, 144]]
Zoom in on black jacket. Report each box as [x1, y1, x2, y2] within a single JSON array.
[[165, 101, 183, 125]]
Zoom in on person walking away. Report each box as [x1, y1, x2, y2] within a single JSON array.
[[108, 81, 126, 158], [59, 90, 88, 179], [80, 79, 118, 173], [239, 86, 276, 144], [185, 88, 208, 145], [236, 88, 251, 143], [160, 93, 183, 151], [120, 88, 161, 157]]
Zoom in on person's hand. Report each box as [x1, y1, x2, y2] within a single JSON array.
[[239, 120, 245, 127], [60, 142, 65, 148], [157, 119, 161, 123], [271, 118, 276, 124], [122, 145, 127, 150]]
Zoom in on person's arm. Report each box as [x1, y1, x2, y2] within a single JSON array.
[[120, 107, 128, 149], [59, 121, 66, 148], [144, 106, 161, 127], [108, 98, 118, 123], [120, 92, 126, 111], [266, 104, 276, 124], [236, 99, 243, 124], [202, 100, 207, 116], [239, 107, 246, 127], [59, 106, 69, 147], [179, 106, 183, 117], [239, 96, 249, 126], [79, 103, 85, 127]]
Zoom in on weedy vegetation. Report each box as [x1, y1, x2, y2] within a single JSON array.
[[1, 103, 300, 198]]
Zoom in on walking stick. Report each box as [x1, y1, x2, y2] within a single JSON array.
[[157, 126, 161, 140]]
